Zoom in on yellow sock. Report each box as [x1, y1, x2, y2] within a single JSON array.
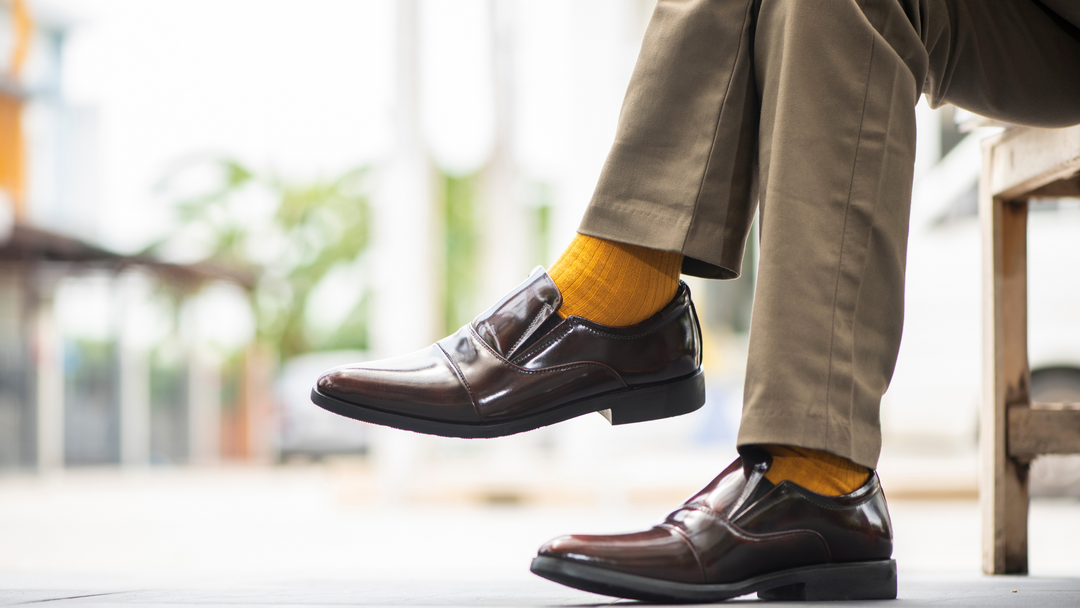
[[764, 445, 870, 496], [548, 234, 683, 327]]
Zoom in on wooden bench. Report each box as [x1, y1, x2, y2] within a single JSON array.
[[980, 124, 1080, 574]]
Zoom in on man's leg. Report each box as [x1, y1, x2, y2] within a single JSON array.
[[742, 0, 1080, 469], [578, 0, 1080, 471], [578, 0, 760, 281], [543, 0, 759, 330], [923, 0, 1080, 126], [578, 0, 928, 481], [738, 0, 925, 470], [532, 0, 1080, 600]]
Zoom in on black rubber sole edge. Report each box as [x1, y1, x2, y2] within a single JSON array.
[[529, 555, 897, 603], [309, 368, 705, 439]]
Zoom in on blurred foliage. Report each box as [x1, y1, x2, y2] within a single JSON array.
[[526, 180, 553, 273], [438, 172, 556, 334], [150, 159, 372, 361], [439, 169, 482, 334]]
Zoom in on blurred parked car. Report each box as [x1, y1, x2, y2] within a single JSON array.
[[276, 350, 370, 461]]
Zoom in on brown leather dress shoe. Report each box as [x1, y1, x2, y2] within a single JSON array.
[[531, 450, 897, 603], [310, 267, 705, 438]]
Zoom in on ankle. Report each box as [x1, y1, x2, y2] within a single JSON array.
[[763, 444, 870, 496], [549, 234, 683, 327]]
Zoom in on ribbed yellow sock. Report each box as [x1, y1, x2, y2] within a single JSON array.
[[548, 234, 683, 327], [764, 445, 870, 496]]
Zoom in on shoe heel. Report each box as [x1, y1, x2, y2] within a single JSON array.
[[598, 369, 705, 426], [758, 560, 897, 601]]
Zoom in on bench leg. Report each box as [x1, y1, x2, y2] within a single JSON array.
[[979, 169, 1031, 574]]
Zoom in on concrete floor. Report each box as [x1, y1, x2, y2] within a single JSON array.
[[1, 465, 1078, 607], [3, 574, 1080, 607]]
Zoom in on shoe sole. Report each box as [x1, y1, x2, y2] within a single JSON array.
[[530, 555, 897, 603], [309, 368, 705, 439]]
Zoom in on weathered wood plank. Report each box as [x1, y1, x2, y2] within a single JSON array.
[[1027, 174, 1080, 198], [988, 125, 1080, 200], [1008, 404, 1080, 457], [980, 133, 1032, 576]]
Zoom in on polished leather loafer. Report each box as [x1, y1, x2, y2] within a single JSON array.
[[531, 450, 897, 603], [310, 266, 705, 438]]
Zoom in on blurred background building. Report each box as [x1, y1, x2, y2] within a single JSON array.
[[0, 0, 1078, 503]]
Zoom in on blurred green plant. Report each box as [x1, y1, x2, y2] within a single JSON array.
[[439, 169, 481, 334], [437, 171, 555, 334], [149, 158, 371, 361], [526, 180, 553, 274]]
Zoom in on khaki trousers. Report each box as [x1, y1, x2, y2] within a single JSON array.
[[579, 0, 1080, 468]]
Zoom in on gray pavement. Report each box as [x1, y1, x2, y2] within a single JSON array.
[[1, 465, 1078, 607], [3, 575, 1080, 607]]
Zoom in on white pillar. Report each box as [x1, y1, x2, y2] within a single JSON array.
[[371, 0, 439, 358], [913, 98, 943, 181], [477, 0, 528, 302], [34, 290, 64, 471], [242, 343, 276, 463], [367, 0, 439, 503], [117, 274, 151, 467], [179, 297, 221, 466], [187, 346, 221, 466]]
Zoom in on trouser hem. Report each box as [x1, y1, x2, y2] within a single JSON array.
[[578, 202, 742, 280], [736, 405, 881, 470]]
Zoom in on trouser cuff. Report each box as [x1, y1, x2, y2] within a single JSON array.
[[736, 404, 882, 470]]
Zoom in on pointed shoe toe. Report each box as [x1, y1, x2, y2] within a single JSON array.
[[314, 347, 480, 425]]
